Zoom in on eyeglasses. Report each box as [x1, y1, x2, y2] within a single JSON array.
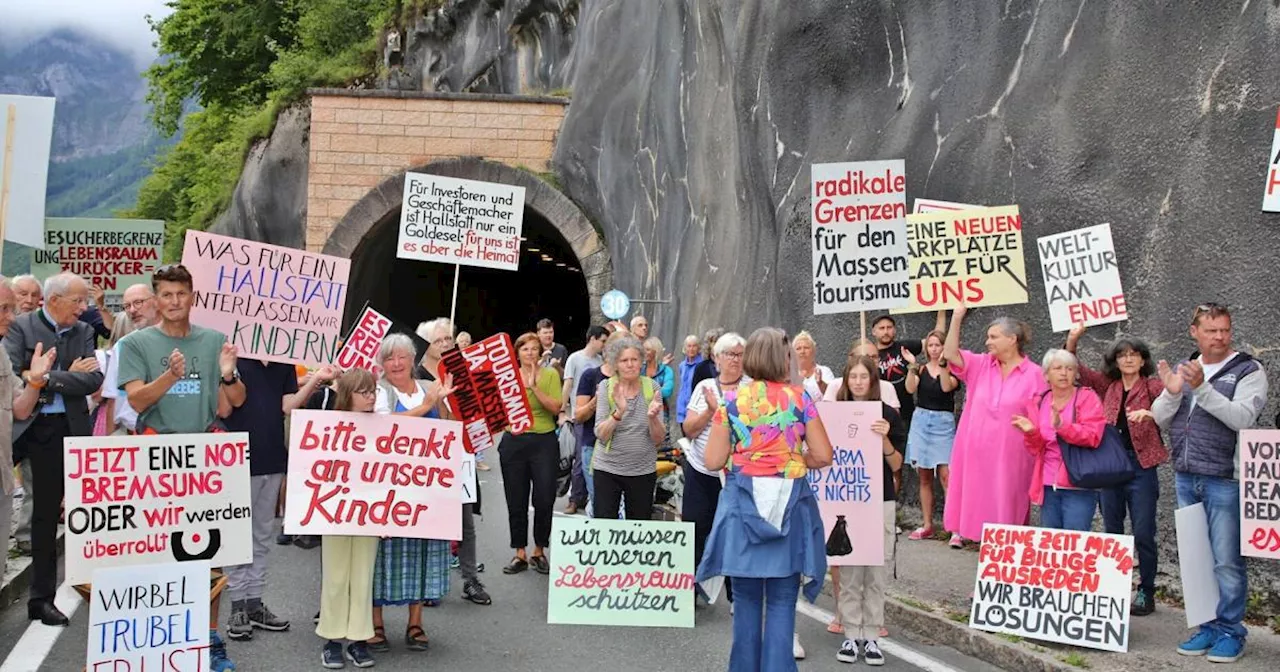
[[720, 351, 744, 360], [124, 299, 152, 310], [356, 389, 377, 397]]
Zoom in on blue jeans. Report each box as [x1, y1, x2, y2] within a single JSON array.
[[730, 574, 800, 672], [1101, 456, 1159, 595], [1041, 486, 1098, 531], [1175, 472, 1247, 639]]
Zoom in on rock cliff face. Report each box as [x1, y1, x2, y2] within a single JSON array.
[[211, 106, 311, 248]]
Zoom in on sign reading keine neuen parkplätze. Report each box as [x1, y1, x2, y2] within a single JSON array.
[[397, 173, 526, 271]]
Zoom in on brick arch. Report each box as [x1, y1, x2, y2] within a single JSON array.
[[321, 156, 612, 323]]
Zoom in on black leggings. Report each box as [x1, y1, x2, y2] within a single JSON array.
[[499, 431, 559, 549], [593, 469, 656, 521]]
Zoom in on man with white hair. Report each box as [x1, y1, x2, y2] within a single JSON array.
[[9, 275, 41, 315], [629, 314, 649, 340], [99, 284, 160, 434]]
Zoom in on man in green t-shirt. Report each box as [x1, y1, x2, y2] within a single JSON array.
[[116, 263, 246, 672]]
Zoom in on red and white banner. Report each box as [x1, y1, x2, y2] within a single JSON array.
[[335, 305, 392, 376], [438, 333, 534, 454]]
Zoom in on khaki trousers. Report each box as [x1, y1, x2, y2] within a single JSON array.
[[316, 535, 379, 642], [836, 502, 896, 640]]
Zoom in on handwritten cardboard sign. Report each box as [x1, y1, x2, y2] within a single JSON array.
[[970, 524, 1134, 652], [548, 517, 695, 627], [1240, 429, 1280, 559], [284, 410, 464, 540], [894, 206, 1028, 314], [398, 172, 526, 270], [439, 333, 534, 454], [809, 401, 884, 566], [334, 302, 431, 377], [1037, 223, 1127, 332], [0, 94, 55, 249], [810, 160, 910, 314], [181, 230, 350, 367], [1264, 109, 1280, 212], [32, 218, 164, 313], [63, 433, 252, 585], [87, 561, 211, 671]]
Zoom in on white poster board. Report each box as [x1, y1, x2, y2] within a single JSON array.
[[1175, 504, 1220, 627], [1036, 223, 1127, 332], [87, 561, 211, 671], [913, 198, 980, 213], [1264, 109, 1280, 212], [397, 172, 526, 270], [0, 94, 56, 249]]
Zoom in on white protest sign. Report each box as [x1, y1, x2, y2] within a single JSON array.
[[1175, 504, 1220, 627], [88, 561, 211, 671], [913, 198, 980, 213], [460, 451, 478, 505], [810, 160, 910, 314], [0, 94, 56, 249], [398, 172, 526, 270], [1264, 109, 1280, 212], [1036, 223, 1127, 332]]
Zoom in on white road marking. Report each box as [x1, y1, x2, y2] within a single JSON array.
[[795, 600, 963, 672], [0, 581, 83, 672]]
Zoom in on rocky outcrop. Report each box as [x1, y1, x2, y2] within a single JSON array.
[[210, 105, 311, 248]]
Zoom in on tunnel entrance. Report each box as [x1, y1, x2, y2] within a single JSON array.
[[323, 158, 611, 354]]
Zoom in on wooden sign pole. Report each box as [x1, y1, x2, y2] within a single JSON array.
[[860, 310, 867, 348], [0, 103, 17, 261]]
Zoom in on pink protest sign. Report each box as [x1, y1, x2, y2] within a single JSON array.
[[335, 305, 392, 377], [181, 230, 350, 367], [1241, 429, 1280, 559], [809, 401, 884, 566], [283, 410, 464, 540]]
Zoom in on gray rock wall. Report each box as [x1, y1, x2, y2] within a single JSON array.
[[210, 105, 311, 248]]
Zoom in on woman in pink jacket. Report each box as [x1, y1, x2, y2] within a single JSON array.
[[1012, 349, 1106, 531]]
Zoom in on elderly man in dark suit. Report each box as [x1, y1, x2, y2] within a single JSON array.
[[3, 272, 103, 626]]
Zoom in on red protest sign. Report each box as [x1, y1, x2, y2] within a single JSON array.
[[439, 333, 534, 454], [335, 305, 392, 376]]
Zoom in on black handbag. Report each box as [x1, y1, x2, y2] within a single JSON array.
[[1041, 391, 1135, 489], [826, 515, 853, 556]]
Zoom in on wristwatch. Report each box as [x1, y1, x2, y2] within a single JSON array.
[[221, 371, 240, 385]]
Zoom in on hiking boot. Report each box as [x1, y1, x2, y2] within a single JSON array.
[[863, 640, 885, 666], [1207, 634, 1245, 663], [345, 642, 376, 668], [209, 631, 236, 671], [248, 603, 290, 631], [321, 641, 344, 669], [836, 639, 858, 664], [226, 610, 253, 641], [1131, 589, 1155, 616], [462, 578, 492, 605]]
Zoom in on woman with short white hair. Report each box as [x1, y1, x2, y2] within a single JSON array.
[[793, 331, 834, 400], [1011, 348, 1106, 531]]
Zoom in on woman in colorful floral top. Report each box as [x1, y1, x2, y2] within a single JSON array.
[[698, 327, 833, 672]]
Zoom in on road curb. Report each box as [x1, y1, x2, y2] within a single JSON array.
[[1, 529, 64, 610], [885, 592, 1072, 672]]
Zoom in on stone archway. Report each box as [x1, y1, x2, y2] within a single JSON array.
[[321, 157, 611, 341]]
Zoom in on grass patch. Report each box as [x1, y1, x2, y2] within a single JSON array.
[[1025, 643, 1048, 653], [1058, 652, 1090, 668], [945, 610, 968, 623], [895, 596, 932, 612], [995, 633, 1023, 644], [548, 87, 572, 98]]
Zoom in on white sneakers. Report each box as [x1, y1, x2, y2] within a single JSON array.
[[794, 632, 806, 659]]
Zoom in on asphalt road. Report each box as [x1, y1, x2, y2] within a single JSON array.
[[0, 471, 1008, 671]]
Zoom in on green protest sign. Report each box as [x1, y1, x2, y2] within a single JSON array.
[[547, 517, 695, 628]]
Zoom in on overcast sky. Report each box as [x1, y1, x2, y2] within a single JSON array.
[[0, 0, 173, 65]]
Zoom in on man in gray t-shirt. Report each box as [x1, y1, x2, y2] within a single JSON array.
[[562, 326, 607, 513]]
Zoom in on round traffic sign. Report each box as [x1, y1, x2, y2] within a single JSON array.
[[600, 289, 631, 320]]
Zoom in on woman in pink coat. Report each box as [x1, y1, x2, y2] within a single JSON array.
[[1012, 349, 1107, 531], [942, 306, 1047, 546]]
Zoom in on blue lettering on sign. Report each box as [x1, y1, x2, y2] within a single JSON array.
[[806, 448, 872, 502]]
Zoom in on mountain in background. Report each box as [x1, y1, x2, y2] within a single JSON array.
[[0, 28, 169, 273]]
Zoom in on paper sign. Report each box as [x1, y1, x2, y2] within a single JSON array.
[[1037, 223, 1127, 332], [0, 94, 55, 249], [970, 524, 1134, 652], [1176, 504, 1220, 627], [398, 172, 526, 270], [460, 451, 477, 505], [1240, 429, 1280, 559], [894, 206, 1028, 314], [181, 230, 350, 367], [32, 218, 165, 312], [547, 517, 695, 627], [1264, 109, 1280, 212], [335, 302, 431, 377], [439, 333, 534, 454], [87, 561, 211, 671], [810, 160, 910, 314], [809, 401, 885, 566], [284, 410, 464, 540], [914, 199, 980, 213], [63, 433, 252, 585]]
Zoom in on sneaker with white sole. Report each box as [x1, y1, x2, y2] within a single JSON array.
[[225, 610, 253, 641], [863, 639, 885, 666], [321, 641, 344, 669], [248, 604, 290, 631], [836, 639, 858, 663], [793, 632, 806, 659], [345, 642, 376, 668]]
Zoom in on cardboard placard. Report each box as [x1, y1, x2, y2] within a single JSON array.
[[334, 302, 431, 376], [398, 172, 526, 270], [181, 230, 351, 367], [1264, 109, 1280, 212], [970, 524, 1134, 652], [32, 218, 165, 312], [63, 433, 252, 585], [1037, 223, 1127, 332], [894, 206, 1028, 314], [809, 401, 885, 566], [1240, 429, 1280, 559], [547, 517, 695, 627], [284, 410, 464, 540], [913, 198, 980, 213], [810, 160, 910, 314], [87, 561, 211, 671], [1176, 504, 1220, 627], [0, 94, 55, 249], [460, 451, 477, 505], [439, 333, 534, 454]]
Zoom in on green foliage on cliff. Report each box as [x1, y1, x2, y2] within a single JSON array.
[[129, 0, 402, 259]]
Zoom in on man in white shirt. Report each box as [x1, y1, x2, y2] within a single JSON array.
[[100, 283, 159, 433], [562, 326, 607, 513]]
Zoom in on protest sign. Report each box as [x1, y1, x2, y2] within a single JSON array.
[[914, 198, 979, 213], [1264, 109, 1280, 212], [439, 333, 534, 454], [894, 206, 1028, 314], [398, 172, 526, 270], [1036, 223, 1127, 332], [809, 401, 884, 566], [460, 451, 477, 505], [182, 230, 350, 367], [0, 94, 55, 249], [334, 301, 430, 377], [284, 410, 464, 540], [63, 433, 252, 585], [970, 524, 1133, 652], [1240, 429, 1280, 559], [548, 517, 695, 627], [32, 218, 164, 312], [87, 561, 210, 672], [1176, 504, 1220, 627], [810, 160, 910, 314]]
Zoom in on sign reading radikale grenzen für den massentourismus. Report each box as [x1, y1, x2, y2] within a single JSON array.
[[397, 173, 527, 271]]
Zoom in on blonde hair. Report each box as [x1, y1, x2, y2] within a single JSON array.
[[742, 327, 791, 383], [793, 330, 817, 349]]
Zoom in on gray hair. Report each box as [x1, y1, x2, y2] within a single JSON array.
[[1041, 348, 1078, 372], [792, 330, 817, 349], [683, 334, 698, 347], [987, 317, 1031, 355], [377, 333, 418, 366], [643, 336, 665, 361], [604, 335, 644, 368], [702, 327, 725, 354], [10, 274, 38, 290], [43, 272, 84, 299], [417, 317, 454, 343], [712, 332, 746, 357]]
